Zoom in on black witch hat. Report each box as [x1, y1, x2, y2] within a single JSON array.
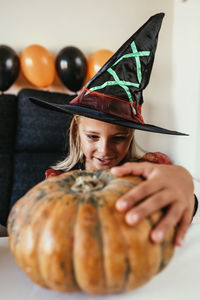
[[30, 13, 187, 135]]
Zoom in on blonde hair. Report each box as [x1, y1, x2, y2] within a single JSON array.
[[51, 115, 138, 171]]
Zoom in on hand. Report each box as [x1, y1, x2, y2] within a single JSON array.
[[111, 162, 195, 247]]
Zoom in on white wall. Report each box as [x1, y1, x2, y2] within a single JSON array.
[[1, 0, 200, 200], [1, 0, 172, 53], [172, 0, 200, 219], [1, 0, 174, 94]]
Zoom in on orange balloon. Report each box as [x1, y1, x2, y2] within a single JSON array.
[[87, 49, 114, 79], [20, 44, 55, 88]]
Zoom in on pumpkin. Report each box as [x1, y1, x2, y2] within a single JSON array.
[[7, 170, 175, 295]]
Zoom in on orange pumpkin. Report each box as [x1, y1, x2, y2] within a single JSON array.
[[7, 170, 175, 294]]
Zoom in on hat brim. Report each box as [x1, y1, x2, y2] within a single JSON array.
[[30, 97, 188, 136]]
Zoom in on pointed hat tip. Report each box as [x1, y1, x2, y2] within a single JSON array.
[[86, 12, 165, 88], [151, 12, 165, 18], [147, 12, 165, 24]]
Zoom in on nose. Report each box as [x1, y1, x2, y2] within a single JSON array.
[[97, 138, 111, 156]]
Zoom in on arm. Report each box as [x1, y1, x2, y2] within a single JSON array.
[[139, 152, 198, 217], [111, 156, 197, 247]]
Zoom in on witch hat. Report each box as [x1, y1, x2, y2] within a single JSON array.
[[30, 13, 187, 136]]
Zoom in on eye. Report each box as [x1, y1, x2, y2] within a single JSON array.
[[86, 134, 99, 140], [112, 136, 127, 142]]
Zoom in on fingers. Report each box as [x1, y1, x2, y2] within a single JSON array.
[[121, 191, 185, 244], [123, 197, 193, 246], [150, 203, 184, 243], [111, 162, 154, 178], [123, 189, 174, 225], [174, 206, 194, 246], [116, 177, 165, 211], [112, 162, 195, 247]]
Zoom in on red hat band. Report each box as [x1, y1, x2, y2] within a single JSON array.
[[70, 87, 144, 124]]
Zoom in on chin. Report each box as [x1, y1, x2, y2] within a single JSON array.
[[94, 162, 117, 170], [97, 165, 111, 170]]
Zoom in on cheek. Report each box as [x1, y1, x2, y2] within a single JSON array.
[[80, 136, 94, 156], [117, 139, 132, 155]]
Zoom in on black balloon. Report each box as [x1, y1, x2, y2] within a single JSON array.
[[56, 46, 87, 92], [0, 45, 20, 92]]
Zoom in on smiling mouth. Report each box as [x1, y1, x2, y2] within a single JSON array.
[[95, 157, 114, 164]]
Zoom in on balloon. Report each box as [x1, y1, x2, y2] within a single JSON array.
[[0, 45, 20, 92], [56, 46, 87, 92], [20, 45, 55, 88], [87, 49, 114, 79]]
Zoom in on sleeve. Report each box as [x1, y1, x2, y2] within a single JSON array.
[[140, 152, 172, 165], [193, 194, 199, 217], [45, 168, 64, 179]]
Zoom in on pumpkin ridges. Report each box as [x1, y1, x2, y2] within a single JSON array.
[[148, 211, 175, 273], [104, 174, 154, 291], [8, 178, 76, 276], [8, 177, 64, 245], [9, 175, 81, 291], [110, 178, 174, 289], [114, 213, 161, 291], [8, 188, 58, 281], [101, 175, 142, 291], [14, 193, 60, 288], [159, 229, 174, 272], [7, 188, 44, 252], [96, 188, 128, 293], [8, 170, 175, 295], [37, 192, 80, 292], [73, 195, 106, 294], [96, 175, 142, 293]]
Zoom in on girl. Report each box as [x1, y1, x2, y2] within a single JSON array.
[[31, 13, 198, 247], [45, 115, 196, 248]]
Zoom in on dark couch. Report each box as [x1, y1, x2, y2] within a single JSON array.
[[0, 88, 74, 227]]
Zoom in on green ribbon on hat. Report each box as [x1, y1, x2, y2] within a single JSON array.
[[90, 41, 150, 110]]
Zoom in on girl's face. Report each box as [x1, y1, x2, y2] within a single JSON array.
[[78, 116, 134, 170]]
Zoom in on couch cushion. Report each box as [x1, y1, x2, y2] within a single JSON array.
[[0, 154, 13, 226], [0, 94, 17, 153], [0, 88, 75, 226], [10, 151, 65, 209], [0, 94, 17, 226], [15, 89, 74, 152]]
